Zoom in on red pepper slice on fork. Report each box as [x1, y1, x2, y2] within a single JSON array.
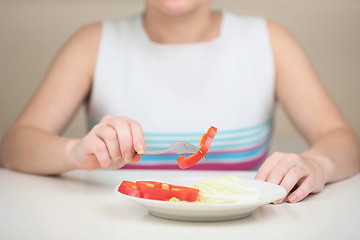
[[177, 126, 217, 169]]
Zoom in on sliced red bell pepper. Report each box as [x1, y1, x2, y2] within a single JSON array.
[[206, 126, 217, 139], [136, 181, 199, 202], [176, 126, 217, 169], [135, 181, 168, 201], [118, 180, 142, 197], [199, 134, 214, 155], [118, 181, 166, 200], [200, 133, 207, 146], [176, 151, 204, 169]]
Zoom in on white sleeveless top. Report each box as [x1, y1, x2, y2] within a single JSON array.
[[88, 12, 275, 170]]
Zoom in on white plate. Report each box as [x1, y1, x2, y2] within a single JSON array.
[[114, 176, 286, 222]]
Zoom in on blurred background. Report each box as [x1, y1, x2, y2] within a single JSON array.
[[0, 0, 359, 154]]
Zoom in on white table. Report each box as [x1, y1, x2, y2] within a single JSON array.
[[0, 168, 359, 240]]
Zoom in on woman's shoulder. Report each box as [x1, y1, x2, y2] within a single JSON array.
[[73, 22, 102, 42], [265, 19, 299, 54], [60, 23, 102, 56]]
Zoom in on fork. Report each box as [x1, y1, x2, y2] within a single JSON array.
[[142, 142, 199, 155]]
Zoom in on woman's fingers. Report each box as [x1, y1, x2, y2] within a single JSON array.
[[128, 119, 146, 154], [112, 118, 134, 162], [104, 116, 134, 162], [101, 115, 145, 164], [258, 153, 305, 204], [287, 176, 323, 203], [256, 151, 327, 203], [132, 154, 142, 163], [275, 167, 306, 203], [94, 124, 122, 163], [255, 152, 287, 181], [92, 137, 112, 168], [266, 153, 301, 185]]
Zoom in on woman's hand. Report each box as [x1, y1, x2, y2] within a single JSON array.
[[67, 115, 146, 170], [255, 152, 328, 203]]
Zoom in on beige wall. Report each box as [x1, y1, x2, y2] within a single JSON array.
[[1, 0, 359, 153]]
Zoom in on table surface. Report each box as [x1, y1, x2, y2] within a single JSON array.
[[0, 168, 359, 240]]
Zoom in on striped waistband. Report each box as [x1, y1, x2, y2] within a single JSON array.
[[123, 119, 273, 170]]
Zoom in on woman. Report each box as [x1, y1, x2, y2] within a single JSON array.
[[1, 0, 359, 204]]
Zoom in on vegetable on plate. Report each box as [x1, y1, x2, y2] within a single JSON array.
[[118, 180, 200, 202], [193, 176, 260, 203]]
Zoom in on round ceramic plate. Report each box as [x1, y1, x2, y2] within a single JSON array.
[[114, 176, 286, 222]]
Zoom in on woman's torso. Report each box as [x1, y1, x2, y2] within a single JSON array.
[[88, 11, 275, 170]]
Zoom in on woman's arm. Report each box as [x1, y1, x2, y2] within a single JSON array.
[[0, 23, 145, 174], [0, 24, 100, 174], [255, 21, 360, 203]]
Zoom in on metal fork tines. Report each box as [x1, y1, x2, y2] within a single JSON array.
[[142, 142, 199, 155]]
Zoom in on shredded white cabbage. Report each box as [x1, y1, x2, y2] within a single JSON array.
[[193, 176, 260, 203]]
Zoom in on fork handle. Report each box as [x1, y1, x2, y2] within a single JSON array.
[[142, 149, 171, 155]]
